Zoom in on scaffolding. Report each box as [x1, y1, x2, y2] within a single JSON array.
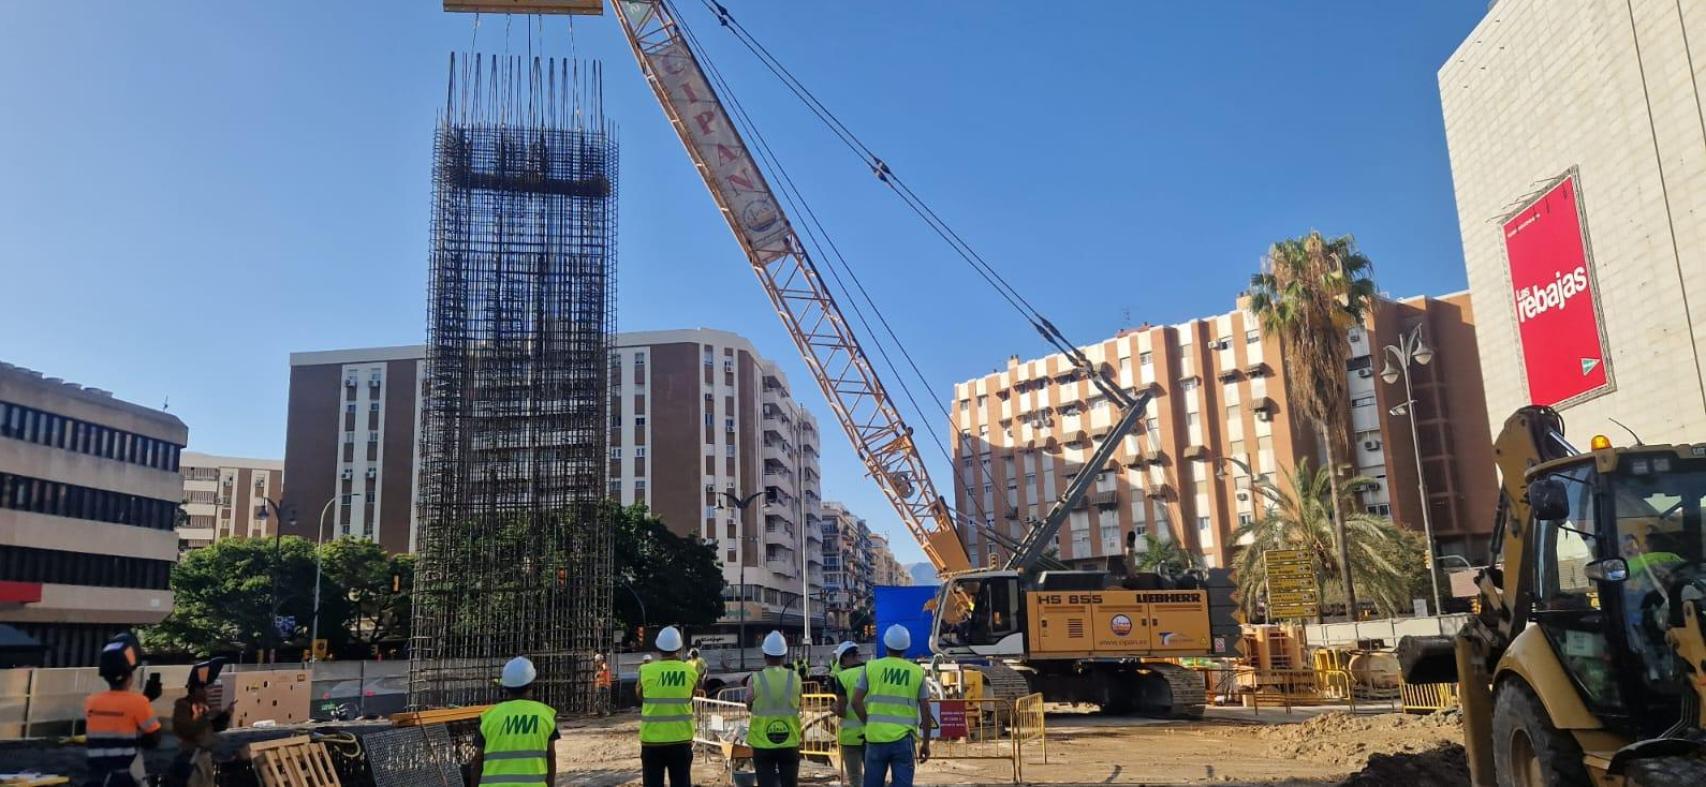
[[409, 53, 617, 715]]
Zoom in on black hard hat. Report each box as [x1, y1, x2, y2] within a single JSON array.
[[97, 633, 143, 682], [186, 657, 227, 690]]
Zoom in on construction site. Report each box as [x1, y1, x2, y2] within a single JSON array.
[[8, 0, 1706, 786]]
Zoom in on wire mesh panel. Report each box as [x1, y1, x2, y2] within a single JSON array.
[[410, 52, 617, 716]]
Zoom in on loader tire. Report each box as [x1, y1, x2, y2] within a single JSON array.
[[1625, 756, 1706, 785], [1490, 680, 1590, 787]]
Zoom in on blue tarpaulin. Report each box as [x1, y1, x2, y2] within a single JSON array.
[[872, 584, 939, 659]]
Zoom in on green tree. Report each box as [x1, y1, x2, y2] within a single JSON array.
[[1231, 460, 1420, 621], [613, 503, 725, 632], [1130, 533, 1198, 575], [1247, 231, 1378, 615], [318, 539, 414, 650], [144, 537, 322, 658]]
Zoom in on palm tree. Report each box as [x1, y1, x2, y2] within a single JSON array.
[[1247, 230, 1377, 618], [1131, 533, 1198, 575], [1232, 460, 1417, 621]]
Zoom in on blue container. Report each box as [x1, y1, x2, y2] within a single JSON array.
[[872, 584, 939, 659]]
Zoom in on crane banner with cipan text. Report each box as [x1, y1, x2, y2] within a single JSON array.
[[647, 36, 792, 263]]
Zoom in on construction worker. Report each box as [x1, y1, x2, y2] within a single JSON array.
[[687, 647, 709, 695], [636, 625, 695, 787], [165, 659, 231, 787], [84, 633, 162, 787], [747, 631, 803, 787], [595, 653, 614, 716], [828, 641, 866, 787], [470, 657, 559, 787], [852, 625, 931, 787]]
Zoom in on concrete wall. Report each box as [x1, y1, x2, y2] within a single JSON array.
[[1441, 0, 1706, 442]]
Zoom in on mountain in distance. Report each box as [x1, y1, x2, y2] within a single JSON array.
[[907, 562, 938, 586]]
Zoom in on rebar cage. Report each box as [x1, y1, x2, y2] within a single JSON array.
[[410, 53, 617, 715]]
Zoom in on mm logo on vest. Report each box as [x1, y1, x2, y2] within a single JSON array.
[[500, 714, 542, 736], [658, 671, 688, 687], [881, 667, 914, 686]]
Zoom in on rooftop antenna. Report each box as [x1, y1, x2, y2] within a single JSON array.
[[1607, 417, 1643, 446]]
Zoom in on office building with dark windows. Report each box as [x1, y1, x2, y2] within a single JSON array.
[[0, 361, 187, 666]]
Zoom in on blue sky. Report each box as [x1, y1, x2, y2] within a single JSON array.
[[0, 2, 1486, 565]]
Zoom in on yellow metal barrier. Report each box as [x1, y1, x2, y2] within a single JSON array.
[[1189, 666, 1374, 715], [799, 692, 840, 761], [1013, 692, 1046, 765], [927, 696, 1022, 783], [1399, 682, 1459, 713]]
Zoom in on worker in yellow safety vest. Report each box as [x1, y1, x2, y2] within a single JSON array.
[[746, 631, 803, 787], [471, 656, 559, 787], [829, 641, 866, 787], [853, 625, 932, 787], [636, 625, 696, 787]]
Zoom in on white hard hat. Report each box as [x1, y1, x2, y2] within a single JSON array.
[[643, 655, 654, 663], [656, 625, 684, 653], [832, 641, 859, 662], [500, 656, 537, 689], [762, 630, 788, 657], [883, 624, 912, 651]]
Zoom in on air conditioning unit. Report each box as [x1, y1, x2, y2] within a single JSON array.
[[344, 376, 358, 387], [1255, 410, 1272, 422], [1236, 491, 1250, 502], [365, 468, 377, 479], [340, 469, 353, 480], [1212, 339, 1230, 350], [1357, 368, 1373, 378], [369, 374, 382, 387], [1364, 440, 1382, 451]]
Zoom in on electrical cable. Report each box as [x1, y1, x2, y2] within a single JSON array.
[[667, 2, 1008, 553]]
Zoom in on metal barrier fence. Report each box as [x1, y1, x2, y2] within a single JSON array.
[[690, 689, 1047, 783], [1189, 664, 1459, 717], [1012, 692, 1046, 765], [1399, 682, 1459, 713]]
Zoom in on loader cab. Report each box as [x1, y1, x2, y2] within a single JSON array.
[[932, 570, 1026, 659], [1519, 446, 1706, 738]]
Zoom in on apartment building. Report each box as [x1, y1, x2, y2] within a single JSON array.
[[819, 500, 873, 636], [177, 452, 284, 549], [280, 346, 425, 554], [0, 362, 187, 666], [950, 293, 1495, 571], [608, 329, 824, 644], [868, 533, 911, 587], [283, 331, 828, 644], [1441, 0, 1706, 443]]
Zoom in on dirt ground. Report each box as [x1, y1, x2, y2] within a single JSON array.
[[551, 707, 1469, 786], [0, 708, 1467, 786]]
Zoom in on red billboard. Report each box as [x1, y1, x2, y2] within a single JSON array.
[[1503, 175, 1610, 406]]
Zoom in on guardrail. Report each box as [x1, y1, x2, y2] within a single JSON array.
[[1189, 664, 1459, 717], [689, 689, 1047, 783]]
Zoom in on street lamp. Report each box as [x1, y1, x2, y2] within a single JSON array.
[[1380, 324, 1442, 614], [722, 490, 762, 669], [255, 498, 296, 662], [309, 493, 358, 659]]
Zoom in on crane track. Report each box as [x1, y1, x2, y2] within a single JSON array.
[[1143, 661, 1206, 719]]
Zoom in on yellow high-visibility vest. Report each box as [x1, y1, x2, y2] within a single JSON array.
[[862, 657, 924, 744], [747, 666, 801, 749], [834, 665, 866, 745], [639, 660, 696, 744], [478, 698, 555, 786]]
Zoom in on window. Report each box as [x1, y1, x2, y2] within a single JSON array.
[[1245, 328, 1260, 344], [609, 448, 622, 459], [1366, 504, 1390, 516], [635, 479, 648, 491], [1186, 413, 1199, 427], [1139, 351, 1153, 366], [635, 446, 647, 458], [726, 444, 736, 457], [1226, 403, 1241, 422], [1351, 395, 1377, 408], [976, 395, 988, 408], [725, 417, 736, 433], [1181, 379, 1198, 393], [635, 415, 647, 429], [1531, 463, 1622, 709]]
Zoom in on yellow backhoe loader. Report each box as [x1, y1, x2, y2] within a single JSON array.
[[1400, 406, 1706, 785]]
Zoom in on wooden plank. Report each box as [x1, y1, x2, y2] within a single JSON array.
[[444, 0, 602, 14], [390, 705, 490, 726]]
